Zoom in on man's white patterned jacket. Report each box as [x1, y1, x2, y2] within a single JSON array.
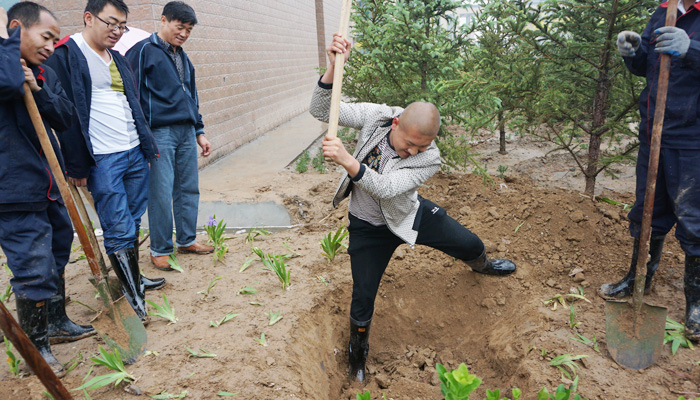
[[310, 81, 441, 246]]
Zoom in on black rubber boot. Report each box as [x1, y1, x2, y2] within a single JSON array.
[[599, 236, 665, 300], [349, 319, 371, 384], [16, 296, 65, 377], [685, 256, 700, 341], [142, 275, 166, 291], [134, 228, 166, 291], [108, 248, 147, 319], [133, 231, 140, 261], [466, 250, 516, 276], [48, 274, 95, 344]]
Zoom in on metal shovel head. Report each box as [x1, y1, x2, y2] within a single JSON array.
[[605, 299, 667, 370], [89, 279, 147, 364]]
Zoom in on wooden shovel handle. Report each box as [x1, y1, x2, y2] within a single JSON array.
[[326, 0, 353, 139], [633, 0, 678, 311], [21, 84, 107, 288]]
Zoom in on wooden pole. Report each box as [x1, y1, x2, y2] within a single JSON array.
[[326, 0, 353, 139], [633, 0, 678, 312]]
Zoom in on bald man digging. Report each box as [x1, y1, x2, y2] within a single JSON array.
[[310, 34, 517, 384]]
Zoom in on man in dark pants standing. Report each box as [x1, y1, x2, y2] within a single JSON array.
[[599, 0, 700, 340], [0, 2, 94, 375], [45, 0, 165, 320], [311, 34, 517, 383], [126, 2, 214, 272]]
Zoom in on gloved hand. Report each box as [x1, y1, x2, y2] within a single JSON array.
[[655, 26, 690, 57], [617, 31, 641, 57]]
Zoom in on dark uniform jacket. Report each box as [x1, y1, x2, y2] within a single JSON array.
[[44, 35, 159, 180], [125, 33, 204, 134], [624, 2, 700, 148], [0, 28, 74, 209]]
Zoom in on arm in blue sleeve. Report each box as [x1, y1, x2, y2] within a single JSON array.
[[191, 62, 205, 135], [682, 38, 700, 74], [0, 30, 26, 100], [33, 66, 75, 132]]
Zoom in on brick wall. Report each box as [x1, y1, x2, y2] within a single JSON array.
[[29, 0, 342, 167]]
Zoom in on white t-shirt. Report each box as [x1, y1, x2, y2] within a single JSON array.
[[72, 33, 139, 155], [678, 0, 699, 14]]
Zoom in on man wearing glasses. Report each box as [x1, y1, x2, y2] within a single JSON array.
[[45, 0, 165, 320]]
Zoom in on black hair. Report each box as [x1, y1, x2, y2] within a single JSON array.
[[162, 1, 197, 25], [6, 1, 55, 29], [84, 0, 129, 18]]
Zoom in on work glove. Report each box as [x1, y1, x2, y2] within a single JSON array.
[[617, 31, 641, 57], [655, 26, 690, 57]]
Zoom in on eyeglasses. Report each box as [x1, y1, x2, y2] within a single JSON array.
[[94, 14, 130, 33]]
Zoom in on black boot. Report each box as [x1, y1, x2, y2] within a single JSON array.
[[349, 319, 371, 384], [134, 228, 166, 291], [466, 250, 516, 276], [16, 296, 65, 376], [108, 248, 147, 319], [142, 275, 166, 291], [599, 236, 665, 300], [685, 256, 700, 341], [48, 274, 95, 344]]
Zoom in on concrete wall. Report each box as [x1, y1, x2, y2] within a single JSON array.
[[28, 0, 341, 166]]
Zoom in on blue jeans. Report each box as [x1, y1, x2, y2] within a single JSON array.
[[0, 201, 72, 301], [148, 124, 200, 256], [628, 145, 700, 256], [88, 147, 149, 255]]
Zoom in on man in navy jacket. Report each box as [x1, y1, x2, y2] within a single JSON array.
[[126, 2, 214, 271], [600, 0, 700, 340], [44, 0, 165, 319], [0, 2, 94, 375]]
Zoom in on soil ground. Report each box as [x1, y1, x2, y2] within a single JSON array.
[[1, 130, 698, 400]]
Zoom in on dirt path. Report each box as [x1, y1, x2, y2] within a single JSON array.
[[0, 131, 697, 400]]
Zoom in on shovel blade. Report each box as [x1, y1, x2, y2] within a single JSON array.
[[91, 296, 147, 364], [605, 300, 667, 370]]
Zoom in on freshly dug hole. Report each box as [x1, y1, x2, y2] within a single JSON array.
[[291, 252, 541, 399]]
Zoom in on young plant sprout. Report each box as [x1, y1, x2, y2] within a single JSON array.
[[146, 294, 179, 324], [320, 226, 348, 263], [312, 147, 327, 173], [295, 150, 310, 173], [550, 354, 587, 381], [198, 276, 223, 300], [73, 346, 135, 393], [267, 310, 283, 326], [237, 283, 259, 295], [254, 332, 268, 346], [167, 253, 184, 273], [205, 215, 229, 265], [4, 337, 22, 377], [186, 347, 216, 358], [263, 254, 291, 292], [245, 226, 270, 246], [210, 311, 239, 328], [239, 256, 255, 273], [570, 332, 600, 353], [665, 317, 694, 355]]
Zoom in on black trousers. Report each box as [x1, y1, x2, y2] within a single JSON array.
[[347, 198, 484, 323], [0, 201, 72, 301]]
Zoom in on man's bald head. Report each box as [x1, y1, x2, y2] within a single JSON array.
[[398, 102, 440, 138]]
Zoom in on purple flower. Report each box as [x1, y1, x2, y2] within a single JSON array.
[[207, 216, 217, 227]]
